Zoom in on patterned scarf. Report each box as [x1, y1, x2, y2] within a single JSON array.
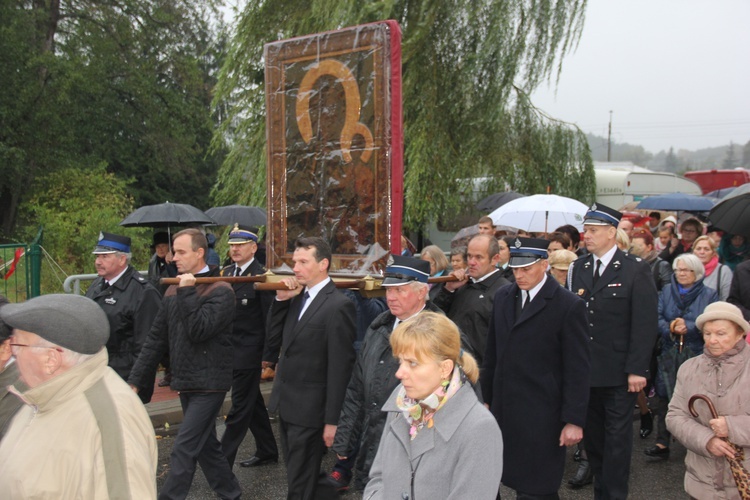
[[396, 365, 464, 440]]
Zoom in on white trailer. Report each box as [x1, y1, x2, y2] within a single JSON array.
[[595, 163, 701, 209]]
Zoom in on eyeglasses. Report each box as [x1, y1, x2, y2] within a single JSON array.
[[8, 341, 63, 354], [674, 268, 695, 274]]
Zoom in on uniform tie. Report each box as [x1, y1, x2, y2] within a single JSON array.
[[523, 291, 530, 309], [593, 259, 602, 286], [235, 266, 242, 277]]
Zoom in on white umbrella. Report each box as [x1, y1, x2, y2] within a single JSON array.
[[488, 194, 588, 233]]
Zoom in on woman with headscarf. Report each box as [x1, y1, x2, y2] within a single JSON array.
[[364, 312, 503, 499], [693, 235, 734, 301], [666, 302, 750, 500], [645, 254, 718, 461]]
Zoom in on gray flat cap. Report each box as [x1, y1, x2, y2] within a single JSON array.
[[0, 294, 109, 354]]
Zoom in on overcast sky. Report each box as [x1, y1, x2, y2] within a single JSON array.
[[530, 0, 750, 155]]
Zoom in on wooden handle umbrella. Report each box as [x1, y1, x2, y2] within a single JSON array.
[[689, 394, 750, 500]]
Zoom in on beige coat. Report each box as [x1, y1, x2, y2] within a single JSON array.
[[0, 349, 158, 499], [666, 340, 750, 500]]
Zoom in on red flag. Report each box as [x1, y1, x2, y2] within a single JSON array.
[[3, 248, 23, 280]]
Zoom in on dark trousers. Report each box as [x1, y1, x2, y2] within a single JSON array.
[[159, 392, 241, 500], [221, 367, 278, 467], [585, 386, 637, 500], [279, 415, 325, 500], [651, 394, 671, 447]]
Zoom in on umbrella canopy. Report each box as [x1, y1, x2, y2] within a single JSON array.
[[475, 191, 525, 213], [636, 192, 716, 212], [705, 187, 738, 199], [205, 205, 267, 227], [708, 183, 750, 237], [120, 202, 215, 227], [488, 194, 588, 233]]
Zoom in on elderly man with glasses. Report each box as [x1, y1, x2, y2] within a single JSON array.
[[0, 294, 157, 498]]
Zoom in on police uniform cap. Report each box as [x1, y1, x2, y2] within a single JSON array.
[[508, 237, 550, 268], [382, 255, 431, 286], [227, 224, 259, 244], [583, 203, 622, 227], [93, 232, 131, 254]]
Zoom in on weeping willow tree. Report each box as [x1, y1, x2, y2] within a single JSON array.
[[212, 0, 594, 232]]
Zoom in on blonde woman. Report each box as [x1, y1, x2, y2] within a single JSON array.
[[364, 313, 503, 499]]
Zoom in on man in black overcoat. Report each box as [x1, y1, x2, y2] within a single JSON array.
[[264, 237, 356, 500], [567, 204, 658, 500], [483, 237, 591, 499], [219, 225, 279, 469]]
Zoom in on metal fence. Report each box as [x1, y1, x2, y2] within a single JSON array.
[[0, 228, 43, 302]]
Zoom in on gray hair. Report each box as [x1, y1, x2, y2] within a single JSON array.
[[673, 253, 705, 281], [114, 251, 132, 265]]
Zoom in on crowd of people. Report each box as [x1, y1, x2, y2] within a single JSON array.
[[0, 203, 749, 499]]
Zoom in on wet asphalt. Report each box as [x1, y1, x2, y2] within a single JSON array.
[[156, 412, 689, 499]]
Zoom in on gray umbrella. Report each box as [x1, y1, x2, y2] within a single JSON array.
[[708, 184, 750, 236], [120, 202, 215, 227], [475, 191, 525, 212], [205, 205, 267, 227]]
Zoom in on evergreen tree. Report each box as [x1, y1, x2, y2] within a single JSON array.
[[212, 0, 595, 231], [723, 141, 738, 169]]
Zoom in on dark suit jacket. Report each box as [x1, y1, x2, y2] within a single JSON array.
[[221, 259, 273, 369], [567, 248, 658, 387], [482, 276, 591, 494], [264, 279, 356, 428]]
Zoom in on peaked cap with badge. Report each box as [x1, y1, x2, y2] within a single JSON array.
[[508, 237, 550, 268], [227, 224, 259, 245], [382, 255, 431, 286], [93, 232, 131, 254], [583, 202, 622, 227]]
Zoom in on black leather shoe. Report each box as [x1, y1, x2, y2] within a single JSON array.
[[640, 411, 653, 438], [239, 455, 279, 467], [644, 445, 670, 460], [568, 460, 593, 488]]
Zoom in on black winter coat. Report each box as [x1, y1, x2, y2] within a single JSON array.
[[332, 301, 443, 491], [85, 266, 161, 403], [129, 267, 236, 392]]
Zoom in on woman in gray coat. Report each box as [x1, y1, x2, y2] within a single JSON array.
[[666, 302, 750, 500], [364, 313, 503, 500]]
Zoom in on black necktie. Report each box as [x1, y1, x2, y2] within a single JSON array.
[[523, 292, 530, 309], [101, 281, 110, 291], [298, 291, 310, 318], [235, 266, 242, 277], [593, 259, 602, 286]]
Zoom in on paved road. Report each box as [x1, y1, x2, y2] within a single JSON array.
[[156, 413, 690, 499]]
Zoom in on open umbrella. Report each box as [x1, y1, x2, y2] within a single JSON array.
[[636, 192, 716, 212], [488, 194, 588, 233], [689, 394, 750, 500], [475, 191, 525, 213], [120, 202, 214, 227], [708, 184, 750, 236], [205, 205, 267, 227], [705, 187, 738, 199]]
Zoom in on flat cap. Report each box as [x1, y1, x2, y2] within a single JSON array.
[[0, 294, 109, 354], [382, 255, 431, 286], [508, 237, 549, 268], [93, 232, 131, 254]]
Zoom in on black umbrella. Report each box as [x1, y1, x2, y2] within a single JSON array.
[[205, 205, 267, 227], [475, 191, 525, 213], [708, 184, 750, 237], [120, 202, 214, 227]]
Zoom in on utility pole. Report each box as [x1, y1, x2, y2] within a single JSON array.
[[607, 110, 613, 162]]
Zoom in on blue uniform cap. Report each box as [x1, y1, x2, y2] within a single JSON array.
[[93, 232, 131, 254], [583, 203, 622, 227], [228, 224, 259, 244], [382, 255, 431, 286], [508, 237, 550, 268]]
